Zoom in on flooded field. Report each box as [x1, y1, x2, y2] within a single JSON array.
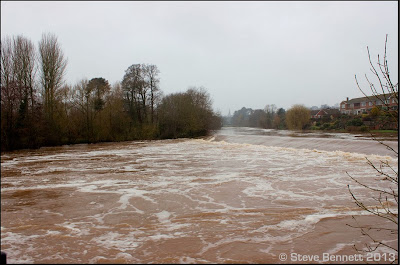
[[1, 127, 398, 263]]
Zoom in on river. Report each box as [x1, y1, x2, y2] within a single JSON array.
[[1, 127, 398, 263]]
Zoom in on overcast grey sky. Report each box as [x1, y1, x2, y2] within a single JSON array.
[[1, 1, 398, 115]]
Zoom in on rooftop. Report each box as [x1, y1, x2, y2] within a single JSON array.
[[341, 93, 398, 104]]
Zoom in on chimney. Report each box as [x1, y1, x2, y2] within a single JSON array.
[[346, 97, 349, 102]]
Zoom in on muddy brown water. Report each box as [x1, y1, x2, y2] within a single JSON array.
[[1, 127, 398, 263]]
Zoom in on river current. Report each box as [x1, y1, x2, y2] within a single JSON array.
[[1, 127, 398, 263]]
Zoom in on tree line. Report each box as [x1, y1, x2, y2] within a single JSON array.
[[225, 104, 311, 130], [226, 103, 397, 132], [1, 33, 221, 151]]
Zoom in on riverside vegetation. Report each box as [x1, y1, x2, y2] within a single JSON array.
[[223, 104, 397, 137], [1, 33, 222, 151]]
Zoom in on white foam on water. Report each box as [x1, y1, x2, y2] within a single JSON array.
[[259, 245, 276, 256], [164, 223, 192, 232], [146, 233, 175, 241], [213, 127, 398, 156], [45, 230, 62, 236], [251, 209, 379, 244], [1, 179, 88, 192], [303, 211, 376, 225], [88, 256, 107, 264], [1, 131, 398, 263], [116, 187, 157, 210], [115, 252, 134, 261], [57, 222, 90, 236], [326, 243, 356, 255], [91, 231, 140, 252], [117, 194, 145, 213], [156, 210, 172, 223], [0, 231, 39, 264], [179, 256, 210, 263]]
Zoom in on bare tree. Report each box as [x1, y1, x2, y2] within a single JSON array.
[[13, 35, 37, 110], [122, 64, 146, 124], [264, 104, 277, 128], [38, 32, 67, 125], [70, 78, 92, 140], [1, 35, 38, 150], [1, 36, 19, 150], [144, 64, 160, 124], [122, 63, 161, 125], [1, 37, 14, 90], [347, 34, 398, 261]]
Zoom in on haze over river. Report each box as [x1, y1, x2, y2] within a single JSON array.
[[1, 127, 398, 263]]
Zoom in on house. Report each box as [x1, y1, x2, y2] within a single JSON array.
[[311, 108, 340, 119], [340, 93, 398, 115], [310, 110, 319, 118]]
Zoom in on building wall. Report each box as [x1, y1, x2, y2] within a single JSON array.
[[340, 97, 398, 115]]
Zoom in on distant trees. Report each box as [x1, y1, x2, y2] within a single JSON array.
[[231, 107, 252, 127], [158, 87, 221, 138], [122, 64, 145, 124], [103, 82, 131, 141], [285, 104, 311, 130], [230, 105, 287, 130], [229, 102, 395, 132], [70, 78, 89, 141], [274, 108, 286, 129], [121, 63, 164, 139], [264, 104, 277, 128], [249, 109, 268, 128], [66, 79, 130, 143], [73, 77, 111, 142], [121, 63, 161, 126], [1, 32, 221, 151]]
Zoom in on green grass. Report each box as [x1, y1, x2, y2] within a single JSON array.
[[370, 130, 398, 133]]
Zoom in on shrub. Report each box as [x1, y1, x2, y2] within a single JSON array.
[[285, 105, 311, 130], [346, 118, 363, 127]]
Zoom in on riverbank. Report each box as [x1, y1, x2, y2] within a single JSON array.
[[313, 129, 398, 141]]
